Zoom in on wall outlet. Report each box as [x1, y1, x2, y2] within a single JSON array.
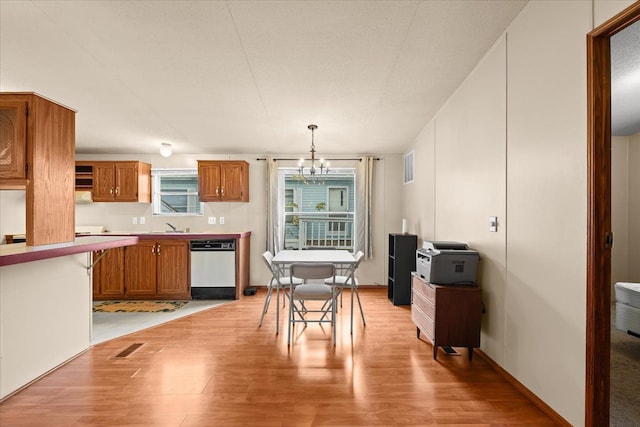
[[208, 216, 216, 225], [139, 216, 146, 225], [132, 217, 138, 225], [219, 216, 225, 225]]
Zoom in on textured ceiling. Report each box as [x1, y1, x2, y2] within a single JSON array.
[[0, 0, 528, 156], [4, 1, 635, 157]]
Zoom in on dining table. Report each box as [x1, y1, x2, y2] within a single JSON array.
[[270, 249, 357, 334]]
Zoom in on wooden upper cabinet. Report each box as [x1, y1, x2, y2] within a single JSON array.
[[198, 160, 249, 202], [91, 161, 151, 202], [0, 99, 27, 185], [1, 93, 76, 246]]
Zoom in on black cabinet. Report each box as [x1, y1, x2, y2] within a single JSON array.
[[388, 233, 417, 305]]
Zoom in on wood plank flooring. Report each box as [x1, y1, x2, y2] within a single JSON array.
[[0, 288, 557, 426]]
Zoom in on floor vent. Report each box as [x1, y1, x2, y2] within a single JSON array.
[[115, 343, 143, 358]]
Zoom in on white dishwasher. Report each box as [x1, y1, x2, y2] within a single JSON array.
[[190, 239, 236, 299]]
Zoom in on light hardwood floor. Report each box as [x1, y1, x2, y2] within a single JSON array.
[[0, 288, 556, 426]]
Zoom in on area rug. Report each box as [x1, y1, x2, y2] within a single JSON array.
[[93, 300, 189, 313]]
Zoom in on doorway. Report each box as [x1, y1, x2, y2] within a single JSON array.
[[586, 3, 640, 426]]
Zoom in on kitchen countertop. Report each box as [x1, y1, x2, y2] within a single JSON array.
[[0, 235, 139, 267], [92, 231, 252, 240]]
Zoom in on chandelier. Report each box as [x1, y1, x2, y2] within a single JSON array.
[[296, 124, 330, 183]]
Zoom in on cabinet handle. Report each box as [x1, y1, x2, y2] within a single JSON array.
[[115, 187, 119, 195], [151, 245, 156, 254], [216, 186, 219, 196], [110, 187, 114, 195], [221, 187, 225, 196], [156, 244, 160, 255]]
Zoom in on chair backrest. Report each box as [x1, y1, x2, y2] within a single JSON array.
[[291, 263, 336, 281], [262, 251, 274, 271], [353, 251, 364, 267]]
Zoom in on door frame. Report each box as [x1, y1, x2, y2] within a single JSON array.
[[586, 3, 640, 426]]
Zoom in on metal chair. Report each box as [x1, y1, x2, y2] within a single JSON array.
[[288, 263, 338, 346], [259, 251, 303, 334], [324, 251, 365, 334]]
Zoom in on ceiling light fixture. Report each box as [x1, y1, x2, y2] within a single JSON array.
[[159, 142, 173, 157], [297, 124, 329, 183]]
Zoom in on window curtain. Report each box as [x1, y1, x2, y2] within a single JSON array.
[[355, 156, 374, 259], [266, 158, 284, 254]]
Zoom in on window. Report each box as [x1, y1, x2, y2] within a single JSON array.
[[280, 167, 355, 251], [152, 169, 203, 216], [404, 150, 414, 184]]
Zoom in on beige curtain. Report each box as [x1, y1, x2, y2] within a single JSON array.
[[266, 158, 283, 253], [355, 156, 374, 259]]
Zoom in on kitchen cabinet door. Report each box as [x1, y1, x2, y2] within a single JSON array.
[[0, 99, 27, 184], [115, 162, 144, 202], [198, 161, 222, 201], [124, 241, 157, 297], [92, 162, 116, 201], [93, 247, 125, 298], [156, 240, 190, 298], [220, 162, 248, 201], [198, 160, 248, 202]]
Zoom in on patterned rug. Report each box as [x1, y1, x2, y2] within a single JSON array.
[[93, 300, 189, 313]]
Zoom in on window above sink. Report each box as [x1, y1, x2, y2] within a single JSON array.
[[152, 169, 203, 217]]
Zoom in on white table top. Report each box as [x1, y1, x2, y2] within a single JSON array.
[[272, 249, 356, 265]]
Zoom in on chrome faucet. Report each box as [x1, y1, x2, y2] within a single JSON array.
[[166, 222, 177, 232]]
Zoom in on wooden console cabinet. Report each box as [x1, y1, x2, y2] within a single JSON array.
[[198, 160, 249, 202], [411, 273, 482, 360], [388, 233, 417, 305]]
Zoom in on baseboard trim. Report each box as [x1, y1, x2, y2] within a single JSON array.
[[475, 349, 571, 427]]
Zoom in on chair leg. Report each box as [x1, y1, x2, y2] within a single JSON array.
[[332, 288, 337, 346], [353, 286, 366, 326], [350, 285, 355, 334], [259, 285, 274, 327], [287, 290, 293, 346]]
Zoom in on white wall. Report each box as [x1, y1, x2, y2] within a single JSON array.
[[402, 1, 636, 424], [629, 133, 640, 281], [436, 35, 507, 360], [0, 190, 26, 242]]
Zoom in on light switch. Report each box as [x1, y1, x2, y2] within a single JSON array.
[[132, 217, 138, 225], [139, 217, 146, 225], [208, 216, 216, 225], [219, 216, 225, 225], [489, 216, 498, 232]]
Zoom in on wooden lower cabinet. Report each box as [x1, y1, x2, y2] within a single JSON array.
[[93, 239, 190, 300], [124, 241, 157, 297], [92, 247, 125, 298], [156, 240, 190, 297], [411, 273, 482, 360]]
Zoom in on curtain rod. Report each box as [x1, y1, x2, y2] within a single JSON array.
[[255, 157, 381, 161]]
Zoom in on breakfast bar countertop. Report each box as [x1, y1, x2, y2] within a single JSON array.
[[0, 235, 139, 267]]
